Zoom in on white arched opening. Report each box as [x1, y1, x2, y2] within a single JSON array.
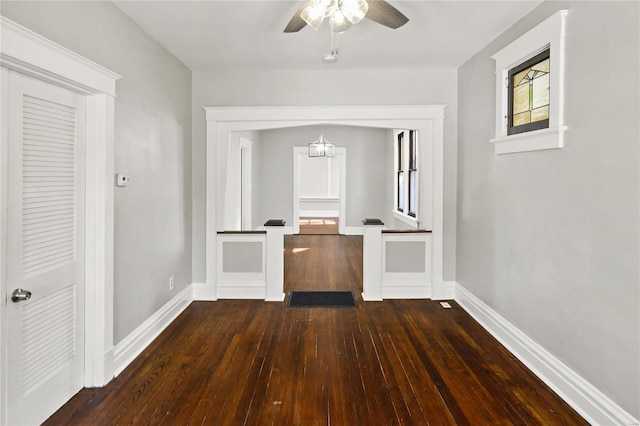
[[201, 105, 446, 301]]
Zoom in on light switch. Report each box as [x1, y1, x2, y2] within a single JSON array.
[[116, 173, 130, 187]]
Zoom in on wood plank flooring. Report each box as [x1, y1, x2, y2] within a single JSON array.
[[44, 235, 588, 425], [298, 218, 339, 235]]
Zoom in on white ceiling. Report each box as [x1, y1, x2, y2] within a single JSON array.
[[113, 0, 541, 72]]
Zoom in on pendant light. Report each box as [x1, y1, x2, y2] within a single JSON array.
[[308, 130, 335, 157]]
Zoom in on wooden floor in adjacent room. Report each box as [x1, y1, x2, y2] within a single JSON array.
[[45, 235, 588, 425], [298, 217, 339, 235]]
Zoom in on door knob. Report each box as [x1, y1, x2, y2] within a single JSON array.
[[11, 288, 32, 303]]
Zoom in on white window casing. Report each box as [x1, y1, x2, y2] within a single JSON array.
[[490, 10, 568, 155]]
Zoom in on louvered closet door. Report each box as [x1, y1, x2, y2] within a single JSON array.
[[5, 71, 85, 426]]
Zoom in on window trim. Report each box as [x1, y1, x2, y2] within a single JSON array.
[[393, 129, 419, 227], [407, 130, 417, 217], [396, 131, 405, 213], [490, 10, 568, 155]]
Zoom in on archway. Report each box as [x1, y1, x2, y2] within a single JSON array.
[[201, 105, 446, 301]]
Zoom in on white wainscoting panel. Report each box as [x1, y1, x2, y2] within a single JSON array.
[[216, 233, 266, 299], [380, 233, 432, 299]]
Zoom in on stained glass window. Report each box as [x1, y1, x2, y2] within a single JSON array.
[[508, 49, 550, 135]]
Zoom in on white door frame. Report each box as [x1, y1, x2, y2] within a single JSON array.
[[292, 146, 346, 235], [239, 136, 252, 230], [201, 105, 446, 302], [0, 17, 120, 422]]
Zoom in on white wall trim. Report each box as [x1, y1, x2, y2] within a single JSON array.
[[344, 226, 364, 236], [113, 284, 194, 376], [441, 281, 456, 300], [216, 286, 266, 299], [381, 285, 431, 299], [392, 210, 419, 228], [454, 283, 638, 426], [299, 197, 340, 202], [0, 16, 120, 97], [191, 282, 213, 301], [0, 18, 120, 423]]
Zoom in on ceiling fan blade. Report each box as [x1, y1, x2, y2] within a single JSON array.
[[284, 0, 314, 32], [365, 0, 409, 29]]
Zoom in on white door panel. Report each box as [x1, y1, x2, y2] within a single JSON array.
[[4, 71, 85, 426]]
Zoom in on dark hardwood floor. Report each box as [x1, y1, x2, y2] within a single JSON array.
[[44, 235, 588, 425]]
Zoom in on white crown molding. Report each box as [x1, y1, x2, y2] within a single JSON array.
[[454, 283, 638, 426], [0, 16, 121, 96]]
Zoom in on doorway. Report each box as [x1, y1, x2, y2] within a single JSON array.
[[292, 146, 346, 235], [1, 17, 120, 426], [203, 105, 446, 301], [3, 70, 86, 426], [297, 149, 341, 235]]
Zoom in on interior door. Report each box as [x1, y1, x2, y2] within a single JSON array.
[[4, 70, 86, 425]]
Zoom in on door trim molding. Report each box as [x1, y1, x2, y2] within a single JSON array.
[[292, 146, 346, 235], [0, 17, 121, 422]]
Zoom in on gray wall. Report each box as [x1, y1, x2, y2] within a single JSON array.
[[457, 1, 639, 417], [192, 68, 458, 283], [1, 1, 193, 344], [255, 125, 387, 227]]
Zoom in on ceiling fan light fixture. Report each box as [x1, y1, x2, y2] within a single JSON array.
[[341, 0, 369, 24], [323, 0, 339, 18], [300, 1, 327, 31], [323, 53, 338, 63], [330, 10, 352, 33]]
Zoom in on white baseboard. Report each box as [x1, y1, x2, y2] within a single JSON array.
[[192, 281, 218, 301], [266, 292, 285, 302], [381, 285, 430, 299], [216, 286, 266, 299], [441, 280, 456, 299], [102, 347, 115, 387], [113, 284, 194, 376], [343, 226, 363, 235], [454, 282, 638, 426]]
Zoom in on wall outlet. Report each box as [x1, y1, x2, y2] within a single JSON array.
[[169, 276, 175, 291]]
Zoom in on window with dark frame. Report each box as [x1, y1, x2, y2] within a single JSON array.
[[408, 130, 417, 217], [394, 129, 419, 222], [508, 48, 550, 135], [396, 132, 404, 213]]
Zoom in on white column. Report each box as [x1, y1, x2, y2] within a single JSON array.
[[264, 220, 285, 302], [362, 219, 384, 301]]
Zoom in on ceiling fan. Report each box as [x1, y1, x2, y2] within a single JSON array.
[[284, 0, 409, 33]]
